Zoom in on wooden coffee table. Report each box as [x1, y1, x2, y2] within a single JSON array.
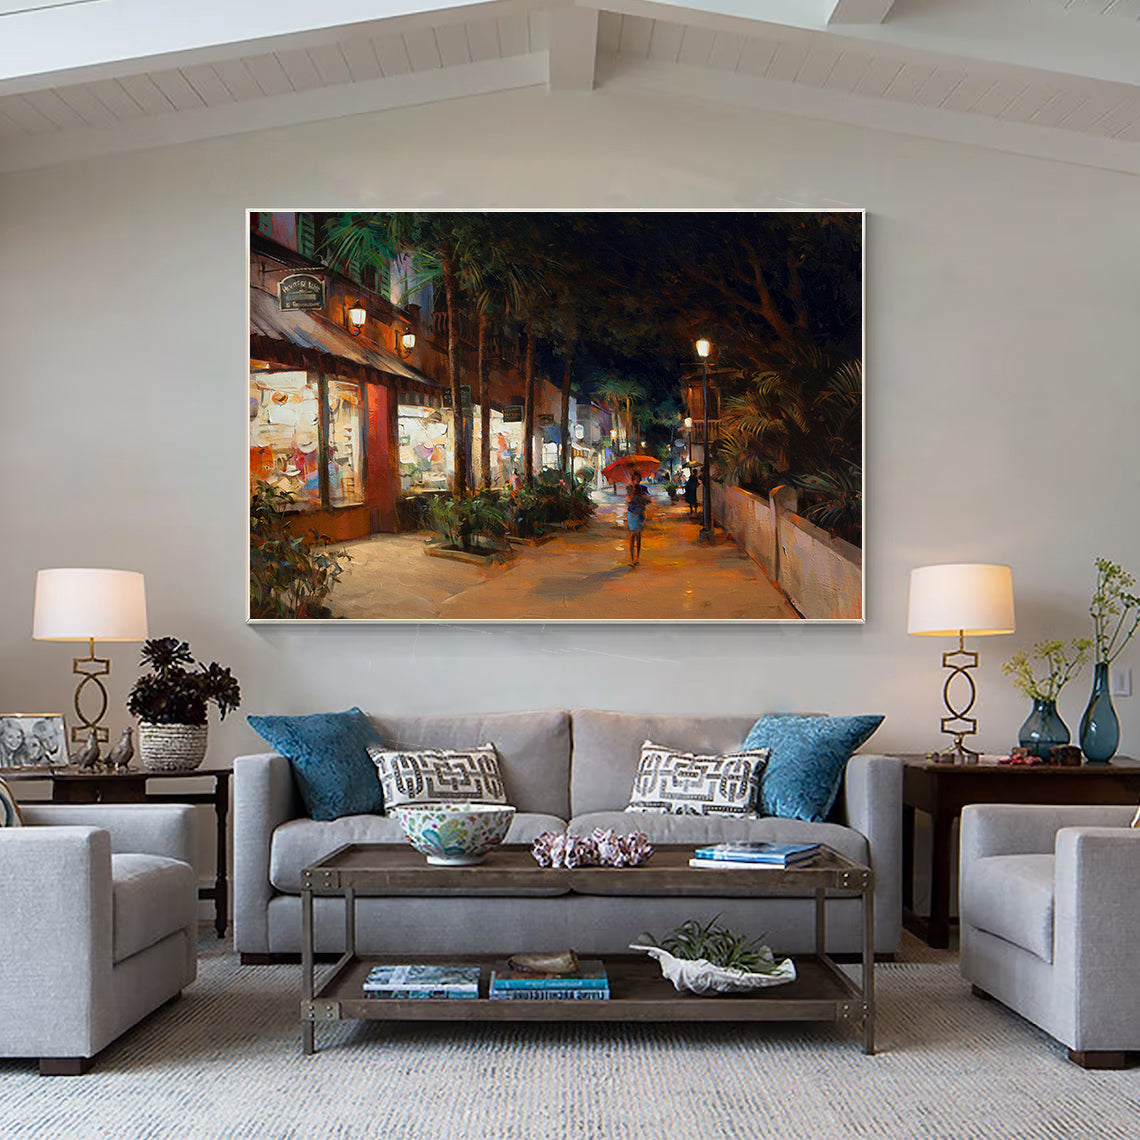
[[299, 843, 875, 1055]]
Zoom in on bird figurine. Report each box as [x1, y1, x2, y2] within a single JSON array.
[[73, 729, 101, 771], [105, 727, 134, 772]]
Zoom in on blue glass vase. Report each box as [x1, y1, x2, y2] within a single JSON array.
[[1079, 662, 1119, 764], [1018, 698, 1070, 761]]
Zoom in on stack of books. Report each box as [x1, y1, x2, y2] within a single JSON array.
[[489, 960, 610, 1001], [362, 964, 481, 999], [689, 841, 821, 869]]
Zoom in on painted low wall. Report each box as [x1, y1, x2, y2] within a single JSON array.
[[712, 484, 863, 620]]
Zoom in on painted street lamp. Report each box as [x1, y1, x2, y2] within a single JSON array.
[[695, 338, 713, 542]]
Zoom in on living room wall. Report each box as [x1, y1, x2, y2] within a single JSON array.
[[1, 85, 1137, 772]]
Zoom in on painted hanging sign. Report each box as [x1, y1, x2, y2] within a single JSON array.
[[501, 406, 524, 423], [277, 273, 325, 311]]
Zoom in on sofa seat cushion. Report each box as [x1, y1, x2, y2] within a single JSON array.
[[961, 854, 1055, 963], [111, 853, 197, 965], [567, 811, 868, 892], [269, 813, 570, 894]]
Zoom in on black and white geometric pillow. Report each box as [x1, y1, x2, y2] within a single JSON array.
[[625, 739, 771, 816], [367, 743, 507, 811]]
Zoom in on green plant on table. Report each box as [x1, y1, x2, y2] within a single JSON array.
[[1001, 638, 1092, 702], [639, 916, 779, 973], [1089, 557, 1140, 665]]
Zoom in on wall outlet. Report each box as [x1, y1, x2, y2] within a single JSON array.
[[1110, 667, 1132, 698]]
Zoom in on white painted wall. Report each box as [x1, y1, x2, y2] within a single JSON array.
[[2, 87, 1137, 780]]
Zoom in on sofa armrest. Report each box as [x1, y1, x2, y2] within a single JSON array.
[[233, 752, 301, 955], [21, 804, 198, 868], [1053, 825, 1140, 1050], [842, 753, 902, 954], [960, 804, 1136, 864], [0, 826, 112, 1054]]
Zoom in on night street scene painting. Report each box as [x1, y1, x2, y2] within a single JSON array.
[[249, 210, 863, 623]]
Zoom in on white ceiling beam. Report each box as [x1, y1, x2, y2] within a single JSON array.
[[827, 0, 894, 25], [548, 6, 598, 90], [0, 0, 559, 93], [0, 51, 548, 173], [591, 0, 1140, 88]]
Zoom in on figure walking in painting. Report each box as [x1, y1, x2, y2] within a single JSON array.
[[684, 468, 700, 519], [626, 473, 650, 568]]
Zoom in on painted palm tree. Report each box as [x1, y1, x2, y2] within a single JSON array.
[[323, 212, 482, 495], [593, 375, 644, 455]]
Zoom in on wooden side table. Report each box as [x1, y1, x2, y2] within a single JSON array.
[[902, 755, 1140, 948], [0, 765, 232, 938]]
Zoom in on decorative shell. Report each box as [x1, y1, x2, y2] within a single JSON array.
[[507, 950, 580, 975], [629, 944, 796, 993], [531, 829, 653, 868]]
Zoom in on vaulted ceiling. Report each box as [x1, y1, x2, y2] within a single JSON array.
[[2, 0, 1138, 174]]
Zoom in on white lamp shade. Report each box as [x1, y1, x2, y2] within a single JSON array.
[[33, 568, 148, 642], [907, 563, 1015, 637]]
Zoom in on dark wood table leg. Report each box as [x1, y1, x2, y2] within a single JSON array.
[[901, 803, 915, 913], [927, 805, 954, 950], [213, 774, 229, 939]]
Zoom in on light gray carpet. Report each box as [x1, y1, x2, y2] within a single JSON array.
[[1, 937, 1136, 1139]]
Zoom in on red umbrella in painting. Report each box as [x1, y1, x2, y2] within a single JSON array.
[[603, 454, 660, 484]]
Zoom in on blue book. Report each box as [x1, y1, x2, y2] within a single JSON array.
[[692, 841, 820, 865], [490, 960, 608, 990]]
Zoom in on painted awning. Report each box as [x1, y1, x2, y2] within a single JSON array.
[[249, 287, 439, 395]]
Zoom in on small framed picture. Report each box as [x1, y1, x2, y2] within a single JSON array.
[[0, 713, 70, 769]]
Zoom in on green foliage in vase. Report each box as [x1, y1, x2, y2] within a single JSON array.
[[1002, 638, 1092, 702], [126, 638, 241, 727], [639, 916, 779, 973], [1090, 557, 1140, 665], [249, 480, 351, 619]]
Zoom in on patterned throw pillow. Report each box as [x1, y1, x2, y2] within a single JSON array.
[[742, 714, 885, 823], [0, 777, 23, 828], [367, 743, 507, 811], [624, 740, 771, 817], [247, 707, 385, 822]]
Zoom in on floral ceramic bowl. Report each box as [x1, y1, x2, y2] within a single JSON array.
[[392, 802, 516, 865]]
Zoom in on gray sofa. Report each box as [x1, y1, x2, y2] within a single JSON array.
[[234, 710, 902, 961], [0, 803, 198, 1074], [960, 803, 1140, 1067]]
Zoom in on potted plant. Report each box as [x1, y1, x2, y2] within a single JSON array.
[[1001, 638, 1091, 760], [127, 638, 242, 771]]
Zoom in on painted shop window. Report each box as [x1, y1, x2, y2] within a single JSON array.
[[398, 404, 452, 491], [327, 379, 365, 507], [249, 370, 322, 509]]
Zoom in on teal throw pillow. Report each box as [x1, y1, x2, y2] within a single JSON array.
[[247, 707, 384, 822], [742, 714, 885, 822]]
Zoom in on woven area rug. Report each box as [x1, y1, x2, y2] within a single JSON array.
[[1, 937, 1136, 1139]]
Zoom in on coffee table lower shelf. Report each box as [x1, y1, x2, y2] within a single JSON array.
[[302, 953, 872, 1053]]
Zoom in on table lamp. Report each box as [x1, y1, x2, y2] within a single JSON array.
[[33, 568, 148, 744], [907, 563, 1015, 763]]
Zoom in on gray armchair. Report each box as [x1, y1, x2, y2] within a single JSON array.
[[0, 803, 199, 1074], [959, 803, 1140, 1068]]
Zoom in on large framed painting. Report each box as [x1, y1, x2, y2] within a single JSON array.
[[248, 210, 863, 623]]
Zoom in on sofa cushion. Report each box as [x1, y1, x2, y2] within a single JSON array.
[[625, 740, 770, 817], [961, 854, 1055, 963], [369, 710, 571, 819], [742, 714, 885, 822], [571, 711, 762, 817], [111, 853, 197, 965], [568, 811, 868, 878], [269, 812, 571, 893], [367, 743, 507, 809], [247, 707, 384, 822]]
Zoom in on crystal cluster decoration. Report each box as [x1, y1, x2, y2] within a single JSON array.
[[531, 828, 653, 868]]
